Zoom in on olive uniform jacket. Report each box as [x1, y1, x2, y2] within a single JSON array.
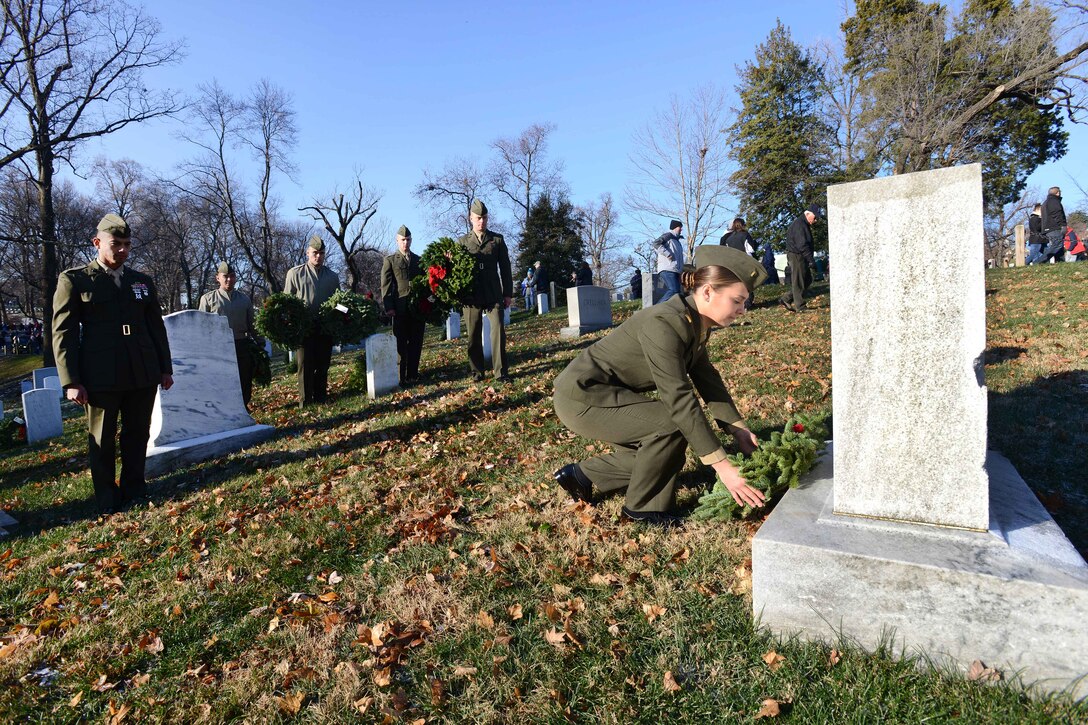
[[554, 294, 743, 465], [53, 260, 173, 392], [283, 263, 340, 313], [456, 230, 513, 307], [380, 251, 422, 314]]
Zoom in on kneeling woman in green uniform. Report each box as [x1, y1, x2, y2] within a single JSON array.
[[552, 246, 768, 527]]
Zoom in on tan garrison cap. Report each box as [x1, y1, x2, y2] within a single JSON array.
[[307, 234, 325, 251], [96, 214, 131, 238], [397, 225, 411, 238], [217, 261, 234, 275], [692, 245, 767, 294], [470, 199, 488, 216]]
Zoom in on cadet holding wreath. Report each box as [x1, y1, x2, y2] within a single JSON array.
[[380, 225, 425, 385], [457, 199, 513, 381], [551, 246, 768, 528], [283, 235, 340, 406]]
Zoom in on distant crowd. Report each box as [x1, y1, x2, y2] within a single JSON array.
[[0, 321, 44, 356]]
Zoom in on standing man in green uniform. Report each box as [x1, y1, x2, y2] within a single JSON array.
[[283, 235, 340, 406], [52, 214, 174, 514], [380, 225, 425, 385], [198, 261, 259, 407], [551, 246, 768, 527], [457, 199, 513, 381]]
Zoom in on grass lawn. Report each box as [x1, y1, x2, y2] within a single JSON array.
[[0, 264, 1085, 722]]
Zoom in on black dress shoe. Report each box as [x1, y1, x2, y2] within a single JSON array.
[[621, 506, 685, 528], [495, 374, 512, 383], [553, 464, 592, 503], [472, 372, 486, 382]]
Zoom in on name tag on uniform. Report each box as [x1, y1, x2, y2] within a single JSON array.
[[335, 304, 348, 313], [131, 282, 148, 300]]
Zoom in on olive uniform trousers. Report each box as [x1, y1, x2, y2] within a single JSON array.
[[85, 386, 158, 512], [463, 304, 507, 377], [553, 393, 687, 513], [295, 333, 333, 406], [234, 339, 255, 406]]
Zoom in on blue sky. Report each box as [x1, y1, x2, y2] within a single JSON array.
[[70, 0, 1088, 254]]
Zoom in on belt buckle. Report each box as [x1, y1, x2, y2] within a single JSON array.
[[122, 324, 131, 336]]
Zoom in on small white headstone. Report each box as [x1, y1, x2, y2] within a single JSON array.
[[561, 286, 613, 338], [504, 307, 511, 325], [32, 367, 58, 389], [536, 293, 549, 315], [22, 388, 62, 444], [446, 312, 461, 339], [20, 381, 32, 395], [43, 376, 62, 399], [264, 339, 273, 357], [481, 314, 493, 363], [365, 333, 399, 399]]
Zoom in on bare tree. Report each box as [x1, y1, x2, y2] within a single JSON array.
[[414, 156, 485, 237], [813, 36, 874, 183], [487, 122, 567, 241], [177, 80, 297, 294], [92, 157, 145, 219], [300, 171, 385, 292], [576, 192, 628, 288], [625, 85, 734, 255], [0, 0, 183, 363]]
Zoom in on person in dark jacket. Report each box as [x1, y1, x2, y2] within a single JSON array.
[[630, 268, 643, 300], [761, 243, 780, 285], [1039, 187, 1067, 264], [780, 204, 820, 312], [380, 225, 425, 385], [573, 261, 593, 286], [458, 199, 513, 381], [533, 260, 549, 303], [720, 217, 757, 256], [1026, 204, 1045, 264]]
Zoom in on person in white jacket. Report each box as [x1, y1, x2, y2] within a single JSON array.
[[652, 220, 684, 302]]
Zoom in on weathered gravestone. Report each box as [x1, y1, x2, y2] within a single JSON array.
[[536, 293, 549, 315], [481, 315, 493, 363], [22, 388, 62, 444], [560, 286, 613, 339], [365, 333, 399, 399], [445, 312, 461, 340], [145, 311, 274, 477], [640, 272, 670, 307], [752, 164, 1088, 697], [20, 381, 31, 395], [32, 366, 58, 389], [43, 376, 62, 399]]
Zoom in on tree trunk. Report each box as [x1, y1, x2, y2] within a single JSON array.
[[38, 145, 59, 367]]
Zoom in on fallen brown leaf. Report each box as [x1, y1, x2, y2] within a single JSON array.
[[967, 659, 1002, 683], [276, 691, 303, 715], [828, 649, 841, 666], [642, 603, 666, 623], [663, 670, 681, 692], [762, 650, 786, 671], [756, 698, 781, 719]]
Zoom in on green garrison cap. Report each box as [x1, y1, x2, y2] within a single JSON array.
[[217, 261, 235, 275], [397, 225, 411, 238], [470, 199, 488, 216], [692, 245, 767, 294], [96, 213, 131, 238], [307, 234, 325, 251]]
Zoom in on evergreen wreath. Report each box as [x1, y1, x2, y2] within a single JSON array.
[[407, 274, 448, 325], [255, 293, 312, 350], [691, 414, 828, 521], [0, 413, 27, 450], [246, 337, 272, 387], [317, 290, 380, 344], [417, 237, 475, 308]]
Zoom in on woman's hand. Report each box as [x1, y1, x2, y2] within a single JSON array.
[[711, 458, 766, 509]]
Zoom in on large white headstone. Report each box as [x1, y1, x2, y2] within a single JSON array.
[[446, 311, 461, 339], [32, 367, 58, 389], [22, 388, 62, 444], [146, 311, 274, 477], [365, 333, 399, 399], [560, 286, 613, 339], [536, 293, 549, 315], [752, 163, 1088, 698]]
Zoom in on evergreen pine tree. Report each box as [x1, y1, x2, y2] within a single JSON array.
[[728, 21, 832, 251], [514, 194, 586, 291]]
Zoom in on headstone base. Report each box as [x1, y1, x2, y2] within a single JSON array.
[[145, 424, 276, 479], [0, 510, 17, 537], [753, 446, 1088, 698], [559, 324, 613, 339]]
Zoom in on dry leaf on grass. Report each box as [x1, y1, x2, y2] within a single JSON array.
[[507, 603, 523, 620], [828, 648, 841, 666], [544, 628, 567, 648], [476, 610, 495, 629], [762, 650, 786, 671], [642, 603, 666, 623], [755, 698, 782, 719], [275, 691, 303, 715], [967, 660, 1002, 682], [452, 665, 478, 678], [663, 671, 681, 692]]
